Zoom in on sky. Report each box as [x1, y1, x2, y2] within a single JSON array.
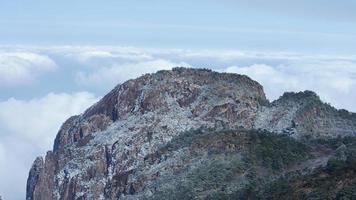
[[0, 1, 356, 199]]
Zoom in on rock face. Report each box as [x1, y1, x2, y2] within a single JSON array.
[[26, 68, 356, 200], [254, 91, 356, 138]]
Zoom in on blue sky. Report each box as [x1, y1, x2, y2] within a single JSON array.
[[0, 1, 356, 199], [1, 0, 356, 53]]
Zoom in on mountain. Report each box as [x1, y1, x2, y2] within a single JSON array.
[[27, 68, 356, 200]]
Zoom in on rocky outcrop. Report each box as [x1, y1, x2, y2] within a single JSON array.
[[254, 91, 356, 138], [26, 68, 356, 200], [27, 157, 44, 200]]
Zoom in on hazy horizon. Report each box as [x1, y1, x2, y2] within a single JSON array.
[[1, 1, 356, 199]]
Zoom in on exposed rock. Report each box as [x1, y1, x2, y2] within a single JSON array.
[[26, 68, 356, 200], [254, 90, 356, 138], [27, 157, 44, 200]]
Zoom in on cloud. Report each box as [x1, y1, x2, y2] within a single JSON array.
[[2, 46, 356, 112], [224, 64, 299, 99], [0, 92, 99, 200], [0, 52, 56, 85], [1, 46, 356, 113], [41, 46, 154, 63], [223, 61, 356, 111], [75, 49, 153, 63], [75, 59, 190, 89], [1, 45, 356, 199]]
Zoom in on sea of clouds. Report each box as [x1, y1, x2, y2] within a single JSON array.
[[0, 46, 356, 199]]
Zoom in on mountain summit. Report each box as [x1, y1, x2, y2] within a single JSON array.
[[27, 68, 356, 200]]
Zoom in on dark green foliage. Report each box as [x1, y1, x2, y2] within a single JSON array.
[[246, 137, 356, 200], [186, 155, 245, 192], [247, 130, 310, 171], [146, 128, 356, 200], [336, 184, 356, 200], [325, 138, 356, 175], [309, 136, 356, 149], [326, 159, 349, 174], [145, 183, 195, 200], [164, 128, 311, 172], [204, 192, 233, 200], [261, 178, 295, 200], [337, 109, 356, 120], [165, 127, 206, 150]]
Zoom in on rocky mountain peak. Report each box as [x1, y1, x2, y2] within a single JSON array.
[[53, 67, 266, 153], [27, 68, 356, 200]]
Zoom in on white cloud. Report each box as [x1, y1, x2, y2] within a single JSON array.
[[224, 64, 300, 100], [39, 46, 154, 63], [0, 92, 99, 149], [0, 92, 99, 200], [75, 49, 153, 63], [0, 52, 56, 85], [1, 45, 356, 199], [223, 61, 356, 111], [75, 59, 190, 89], [1, 46, 355, 112]]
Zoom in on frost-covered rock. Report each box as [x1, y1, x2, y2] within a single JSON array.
[[254, 91, 356, 138], [26, 68, 356, 200]]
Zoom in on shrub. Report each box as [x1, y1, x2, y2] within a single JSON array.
[[326, 159, 348, 174], [336, 184, 356, 200], [247, 131, 310, 171]]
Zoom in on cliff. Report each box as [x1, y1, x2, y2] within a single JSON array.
[[27, 68, 356, 200]]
